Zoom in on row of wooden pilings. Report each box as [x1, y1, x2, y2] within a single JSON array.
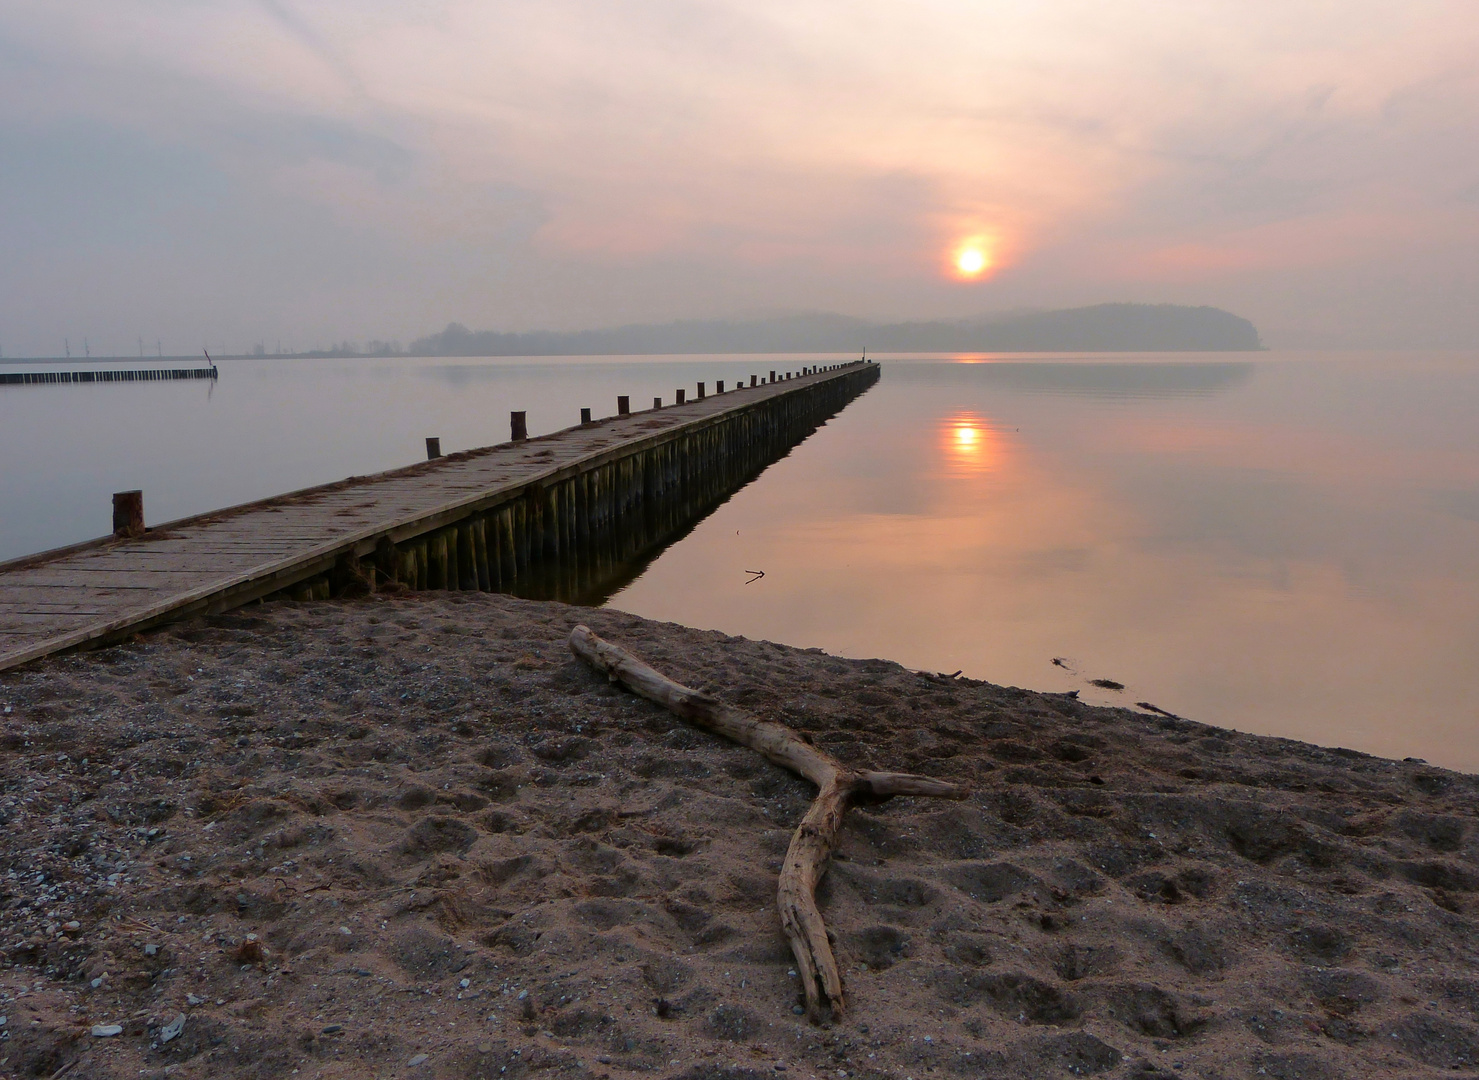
[[276, 361, 878, 605], [0, 366, 218, 386]]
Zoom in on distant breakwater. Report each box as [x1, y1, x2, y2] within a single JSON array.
[[0, 366, 218, 387]]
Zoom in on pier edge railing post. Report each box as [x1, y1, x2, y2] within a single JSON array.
[[618, 396, 630, 416], [511, 411, 528, 441], [580, 408, 592, 425], [112, 490, 144, 539], [426, 437, 442, 460]]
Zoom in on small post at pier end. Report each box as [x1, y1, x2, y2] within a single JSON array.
[[676, 389, 686, 404], [654, 397, 662, 409], [618, 396, 630, 416], [717, 380, 725, 393], [697, 383, 705, 399], [580, 408, 592, 424], [112, 490, 144, 538], [426, 437, 442, 460], [511, 412, 528, 441]]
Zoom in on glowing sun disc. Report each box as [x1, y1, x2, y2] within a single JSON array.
[[956, 248, 987, 275]]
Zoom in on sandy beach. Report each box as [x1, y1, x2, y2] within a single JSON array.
[[1, 592, 1477, 1080]]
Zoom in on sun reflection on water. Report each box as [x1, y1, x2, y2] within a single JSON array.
[[940, 413, 1004, 474]]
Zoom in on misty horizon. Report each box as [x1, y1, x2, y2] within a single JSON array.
[[0, 304, 1265, 361]]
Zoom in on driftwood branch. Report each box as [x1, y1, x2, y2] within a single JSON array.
[[568, 624, 967, 1021]]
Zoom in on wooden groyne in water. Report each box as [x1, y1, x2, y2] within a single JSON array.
[[0, 361, 877, 672], [0, 366, 218, 386]]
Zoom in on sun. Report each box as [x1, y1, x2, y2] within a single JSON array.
[[950, 238, 994, 279], [956, 248, 988, 276]]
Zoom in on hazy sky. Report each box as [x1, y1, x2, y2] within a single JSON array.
[[2, 1, 1477, 355]]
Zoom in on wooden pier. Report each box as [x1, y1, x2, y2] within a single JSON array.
[[0, 362, 878, 673]]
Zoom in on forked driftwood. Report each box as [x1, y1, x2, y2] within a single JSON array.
[[568, 625, 967, 1020]]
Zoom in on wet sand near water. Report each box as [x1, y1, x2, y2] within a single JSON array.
[[1, 593, 1477, 1079]]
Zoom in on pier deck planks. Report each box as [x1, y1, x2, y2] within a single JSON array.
[[0, 366, 868, 672]]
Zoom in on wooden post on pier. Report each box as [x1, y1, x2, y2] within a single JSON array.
[[112, 491, 144, 538], [618, 396, 630, 416], [426, 437, 442, 459], [770, 370, 776, 383], [717, 380, 725, 393], [580, 408, 592, 424], [654, 397, 662, 409], [751, 375, 758, 387], [697, 383, 706, 399], [511, 411, 528, 441], [676, 389, 686, 404]]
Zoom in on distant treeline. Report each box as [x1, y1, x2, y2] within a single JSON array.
[[407, 304, 1264, 357]]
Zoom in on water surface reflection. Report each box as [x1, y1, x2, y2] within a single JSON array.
[[609, 353, 1479, 772]]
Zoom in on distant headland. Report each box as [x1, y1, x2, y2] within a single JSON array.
[[1, 303, 1264, 362], [408, 303, 1265, 357]]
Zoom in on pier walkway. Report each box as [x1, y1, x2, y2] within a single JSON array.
[[0, 362, 876, 672]]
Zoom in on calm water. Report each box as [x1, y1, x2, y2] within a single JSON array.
[[4, 352, 1477, 770]]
